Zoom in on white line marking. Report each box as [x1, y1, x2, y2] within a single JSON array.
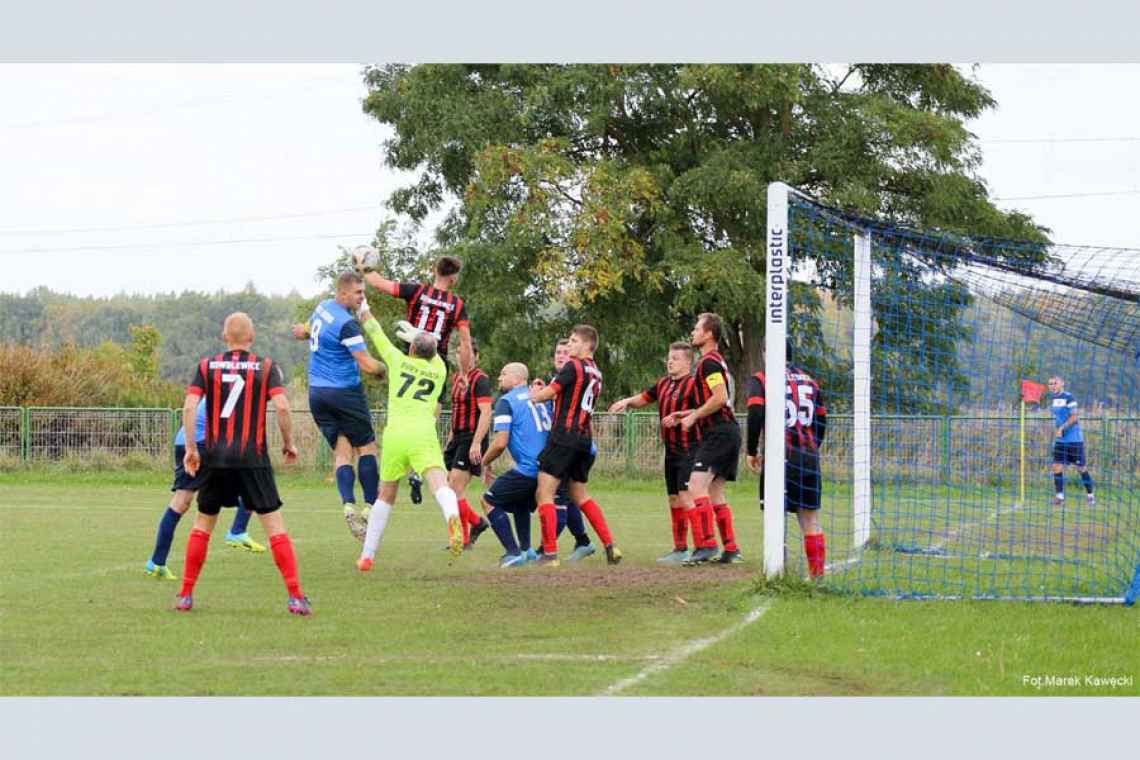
[[599, 598, 772, 696]]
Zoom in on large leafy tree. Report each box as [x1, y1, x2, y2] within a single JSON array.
[[361, 64, 1048, 408]]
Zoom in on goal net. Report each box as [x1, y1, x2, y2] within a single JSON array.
[[764, 183, 1140, 603]]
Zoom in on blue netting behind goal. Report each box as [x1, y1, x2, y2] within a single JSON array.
[[783, 193, 1140, 602]]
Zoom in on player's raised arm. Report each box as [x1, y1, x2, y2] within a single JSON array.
[[356, 301, 401, 368]]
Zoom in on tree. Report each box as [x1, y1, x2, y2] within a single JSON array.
[[360, 64, 1049, 407]]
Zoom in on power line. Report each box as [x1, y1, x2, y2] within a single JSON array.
[[0, 206, 381, 235], [993, 190, 1140, 201], [982, 136, 1140, 144], [0, 231, 375, 255]]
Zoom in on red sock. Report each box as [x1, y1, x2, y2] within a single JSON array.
[[670, 507, 688, 550], [458, 498, 477, 543], [578, 499, 613, 546], [804, 532, 826, 578], [538, 503, 558, 555], [686, 507, 707, 546], [270, 533, 303, 598], [179, 528, 210, 597], [713, 503, 738, 552], [693, 496, 718, 548]]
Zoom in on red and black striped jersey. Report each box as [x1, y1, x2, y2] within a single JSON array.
[[549, 357, 602, 445], [745, 366, 828, 454], [187, 349, 286, 468], [642, 374, 701, 454], [694, 350, 737, 432], [390, 282, 469, 360], [450, 368, 493, 435]]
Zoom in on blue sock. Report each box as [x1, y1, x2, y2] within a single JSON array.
[[565, 502, 590, 546], [488, 508, 520, 555], [513, 508, 531, 551], [229, 498, 251, 536], [1080, 471, 1094, 494], [1053, 473, 1064, 496], [555, 507, 567, 538], [358, 455, 379, 504], [151, 507, 183, 566], [336, 464, 356, 504]]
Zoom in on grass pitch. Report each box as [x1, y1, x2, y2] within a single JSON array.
[[1, 471, 1136, 696]]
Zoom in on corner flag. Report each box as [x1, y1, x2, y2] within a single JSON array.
[[1020, 379, 1046, 404]]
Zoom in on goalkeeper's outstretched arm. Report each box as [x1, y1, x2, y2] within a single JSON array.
[[356, 303, 401, 368]]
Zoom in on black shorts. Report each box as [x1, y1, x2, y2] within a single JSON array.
[[1052, 441, 1086, 467], [690, 422, 741, 482], [539, 440, 595, 484], [785, 448, 822, 512], [664, 451, 695, 496], [482, 468, 538, 512], [171, 444, 207, 492], [309, 384, 376, 449], [444, 432, 489, 476], [197, 467, 282, 516]]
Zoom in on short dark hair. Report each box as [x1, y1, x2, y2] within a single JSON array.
[[571, 324, 598, 352], [470, 337, 479, 357], [337, 271, 363, 289], [668, 341, 694, 358], [698, 312, 723, 343], [786, 340, 795, 366], [435, 256, 462, 278], [555, 338, 570, 348]]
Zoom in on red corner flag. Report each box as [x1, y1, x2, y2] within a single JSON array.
[[1020, 379, 1046, 404]]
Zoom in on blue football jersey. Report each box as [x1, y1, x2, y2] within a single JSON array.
[[1050, 391, 1083, 443], [174, 398, 207, 446], [493, 386, 553, 478], [307, 298, 367, 388]]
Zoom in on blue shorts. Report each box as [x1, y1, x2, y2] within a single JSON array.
[[171, 444, 207, 492], [309, 384, 376, 449], [1052, 441, 1086, 467], [483, 469, 538, 512]]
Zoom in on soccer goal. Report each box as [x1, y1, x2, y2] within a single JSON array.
[[764, 182, 1140, 603]]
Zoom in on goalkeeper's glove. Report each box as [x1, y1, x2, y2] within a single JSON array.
[[356, 296, 372, 321], [395, 319, 423, 344]]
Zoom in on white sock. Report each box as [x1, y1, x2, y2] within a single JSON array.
[[434, 486, 460, 522], [361, 500, 392, 560]]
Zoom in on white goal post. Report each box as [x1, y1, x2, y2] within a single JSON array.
[[763, 182, 873, 578]]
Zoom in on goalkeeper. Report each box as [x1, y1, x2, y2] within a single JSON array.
[[353, 297, 463, 570]]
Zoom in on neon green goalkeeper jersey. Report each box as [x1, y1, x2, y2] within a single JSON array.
[[361, 316, 447, 431]]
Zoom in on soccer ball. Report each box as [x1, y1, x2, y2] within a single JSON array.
[[351, 245, 381, 272]]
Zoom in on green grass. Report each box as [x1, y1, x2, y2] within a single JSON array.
[[1, 472, 1136, 696]]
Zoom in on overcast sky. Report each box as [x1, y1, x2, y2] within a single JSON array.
[[1, 63, 1138, 298]]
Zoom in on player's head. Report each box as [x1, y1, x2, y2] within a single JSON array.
[[666, 341, 694, 378], [567, 325, 598, 359], [786, 340, 795, 366], [411, 332, 439, 361], [1048, 376, 1064, 393], [553, 338, 571, 370], [336, 271, 365, 310], [222, 312, 255, 348], [691, 312, 723, 349], [434, 255, 462, 289], [499, 362, 529, 390]]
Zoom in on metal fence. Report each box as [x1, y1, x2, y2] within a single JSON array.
[[1, 406, 1137, 482]]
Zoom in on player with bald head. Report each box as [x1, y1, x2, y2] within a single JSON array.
[[478, 361, 562, 566], [175, 312, 311, 615]]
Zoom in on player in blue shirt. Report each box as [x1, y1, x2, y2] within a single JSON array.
[[1047, 376, 1095, 506], [292, 271, 387, 538], [144, 398, 262, 580], [479, 362, 557, 567]]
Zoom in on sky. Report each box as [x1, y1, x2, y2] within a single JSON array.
[[1, 63, 1138, 299]]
